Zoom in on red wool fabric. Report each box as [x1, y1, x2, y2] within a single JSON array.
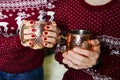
[[0, 0, 46, 73], [54, 0, 120, 80], [0, 1, 120, 80]]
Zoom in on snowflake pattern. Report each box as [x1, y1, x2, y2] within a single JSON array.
[[0, 0, 56, 37], [0, 0, 55, 11], [97, 35, 120, 57], [82, 35, 120, 80], [82, 69, 113, 80]]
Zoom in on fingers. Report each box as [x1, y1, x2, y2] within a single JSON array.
[[21, 20, 60, 48], [43, 24, 60, 37], [67, 50, 90, 63], [22, 20, 35, 26], [42, 42, 54, 48], [43, 31, 58, 38], [44, 24, 60, 33], [62, 51, 93, 69], [24, 34, 36, 40], [23, 28, 37, 40], [24, 28, 37, 34], [73, 47, 99, 66], [41, 30, 58, 48], [67, 61, 92, 69], [42, 37, 56, 43], [42, 25, 60, 48], [73, 47, 99, 59], [42, 37, 57, 48], [90, 39, 100, 46], [42, 31, 58, 47], [62, 52, 69, 60], [21, 40, 34, 47], [90, 39, 101, 53], [73, 47, 91, 57], [61, 39, 101, 69]]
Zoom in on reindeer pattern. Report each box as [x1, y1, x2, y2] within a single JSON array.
[[38, 10, 55, 21], [0, 0, 56, 37]]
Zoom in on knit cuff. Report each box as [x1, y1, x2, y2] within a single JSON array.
[[91, 53, 102, 69]]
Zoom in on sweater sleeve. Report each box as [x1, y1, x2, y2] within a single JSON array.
[[55, 52, 63, 64], [99, 45, 120, 79], [54, 0, 69, 66], [84, 43, 120, 80], [0, 35, 25, 54]]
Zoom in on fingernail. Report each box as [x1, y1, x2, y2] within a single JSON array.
[[44, 38, 47, 40], [45, 43, 47, 46], [29, 42, 32, 45], [32, 28, 37, 32], [30, 21, 35, 24], [46, 26, 50, 29], [44, 32, 48, 35], [31, 34, 36, 37]]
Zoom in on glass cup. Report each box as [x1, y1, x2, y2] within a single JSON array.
[[20, 21, 56, 49]]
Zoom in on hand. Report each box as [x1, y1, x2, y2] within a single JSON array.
[[62, 39, 100, 69], [20, 20, 60, 48], [41, 23, 60, 48]]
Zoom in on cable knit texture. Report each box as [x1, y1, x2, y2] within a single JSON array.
[[54, 0, 120, 80]]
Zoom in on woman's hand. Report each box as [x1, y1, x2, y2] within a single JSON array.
[[41, 23, 60, 48], [62, 39, 100, 69], [20, 20, 60, 49]]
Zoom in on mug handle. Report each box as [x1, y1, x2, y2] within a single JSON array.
[[55, 35, 67, 53]]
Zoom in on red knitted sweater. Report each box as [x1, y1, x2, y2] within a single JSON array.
[[0, 0, 57, 73], [54, 0, 120, 80]]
